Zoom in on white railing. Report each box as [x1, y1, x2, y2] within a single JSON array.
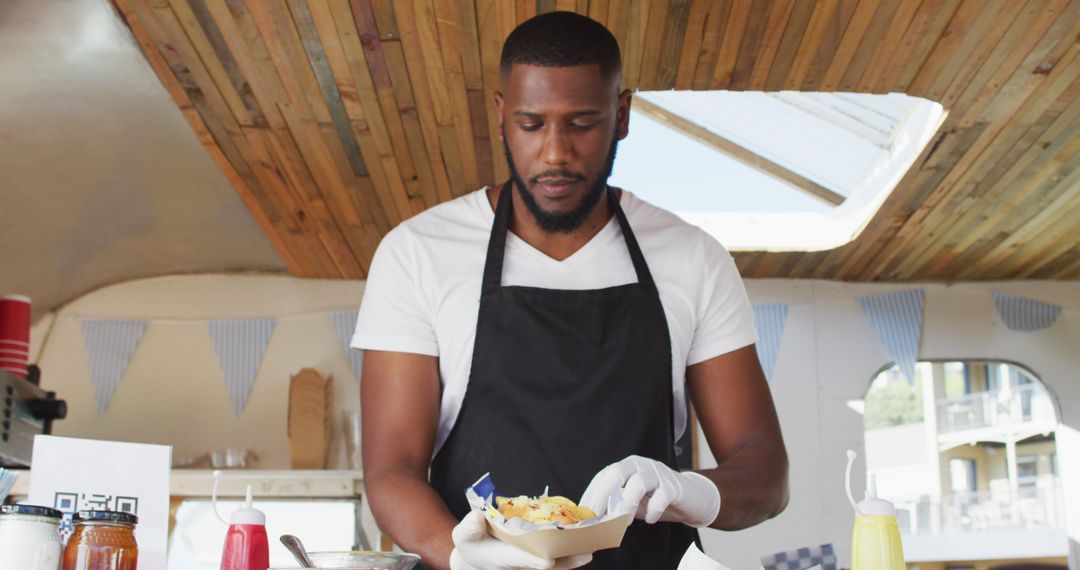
[[936, 384, 1057, 434], [894, 481, 1064, 535]]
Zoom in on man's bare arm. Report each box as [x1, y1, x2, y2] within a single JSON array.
[[361, 350, 456, 569], [688, 344, 789, 530]]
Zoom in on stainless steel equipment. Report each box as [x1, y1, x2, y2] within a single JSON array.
[[0, 366, 67, 466], [280, 534, 318, 567], [306, 551, 421, 569]]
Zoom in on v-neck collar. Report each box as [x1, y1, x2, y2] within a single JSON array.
[[478, 186, 625, 266]]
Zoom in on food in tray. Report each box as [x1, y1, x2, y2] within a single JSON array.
[[494, 495, 597, 525]]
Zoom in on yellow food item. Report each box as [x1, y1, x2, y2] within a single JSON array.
[[495, 495, 597, 525]]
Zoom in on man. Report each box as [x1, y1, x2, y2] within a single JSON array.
[[354, 11, 788, 570]]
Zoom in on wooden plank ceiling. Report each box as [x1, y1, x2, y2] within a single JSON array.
[[111, 0, 1080, 281]]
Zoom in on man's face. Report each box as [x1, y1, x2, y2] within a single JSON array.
[[495, 64, 631, 233]]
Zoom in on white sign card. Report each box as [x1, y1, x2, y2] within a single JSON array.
[[28, 435, 172, 570]]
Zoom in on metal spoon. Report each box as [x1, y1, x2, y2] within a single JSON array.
[[280, 534, 318, 568]]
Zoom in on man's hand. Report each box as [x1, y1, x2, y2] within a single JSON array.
[[450, 511, 593, 570], [580, 455, 721, 528]]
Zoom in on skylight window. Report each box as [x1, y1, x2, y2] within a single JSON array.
[[609, 91, 946, 251]]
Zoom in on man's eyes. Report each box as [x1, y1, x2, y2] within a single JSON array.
[[516, 122, 596, 132]]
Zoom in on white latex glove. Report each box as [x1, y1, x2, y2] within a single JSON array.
[[580, 455, 720, 528], [449, 510, 593, 570]]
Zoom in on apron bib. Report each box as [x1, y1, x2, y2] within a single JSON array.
[[430, 183, 698, 568]]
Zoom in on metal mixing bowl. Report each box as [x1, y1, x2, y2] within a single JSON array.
[[305, 551, 421, 569]]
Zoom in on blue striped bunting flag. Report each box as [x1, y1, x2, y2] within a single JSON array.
[[330, 310, 363, 380], [752, 303, 789, 382], [207, 318, 275, 417], [79, 318, 147, 416], [857, 289, 925, 382], [993, 292, 1062, 332]]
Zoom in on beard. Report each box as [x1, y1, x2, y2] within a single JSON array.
[[502, 129, 619, 234]]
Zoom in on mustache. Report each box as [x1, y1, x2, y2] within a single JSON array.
[[529, 170, 586, 184]]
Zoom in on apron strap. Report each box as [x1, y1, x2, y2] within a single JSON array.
[[481, 182, 658, 299], [608, 188, 656, 290], [481, 182, 514, 299]]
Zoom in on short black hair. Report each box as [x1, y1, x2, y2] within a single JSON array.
[[500, 11, 621, 82]]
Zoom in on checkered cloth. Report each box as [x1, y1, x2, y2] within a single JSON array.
[[761, 543, 837, 570]]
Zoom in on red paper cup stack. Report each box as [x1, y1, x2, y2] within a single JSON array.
[[0, 295, 32, 379]]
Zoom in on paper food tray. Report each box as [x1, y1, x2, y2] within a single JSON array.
[[465, 473, 634, 559]]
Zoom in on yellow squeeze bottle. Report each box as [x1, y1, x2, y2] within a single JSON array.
[[845, 450, 905, 570]]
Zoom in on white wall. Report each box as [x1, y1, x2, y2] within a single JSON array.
[[694, 280, 1080, 569], [27, 276, 1080, 568], [29, 274, 366, 470]]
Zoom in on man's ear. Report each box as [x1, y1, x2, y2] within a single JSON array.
[[616, 89, 632, 140], [493, 91, 505, 140]]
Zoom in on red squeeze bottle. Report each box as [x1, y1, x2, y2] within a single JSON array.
[[220, 485, 269, 570]]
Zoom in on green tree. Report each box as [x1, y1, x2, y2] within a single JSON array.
[[865, 381, 924, 429]]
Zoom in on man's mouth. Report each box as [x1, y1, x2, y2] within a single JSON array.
[[535, 178, 581, 197]]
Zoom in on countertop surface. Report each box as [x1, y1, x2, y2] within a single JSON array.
[[7, 469, 364, 498]]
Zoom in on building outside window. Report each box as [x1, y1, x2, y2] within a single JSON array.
[[862, 360, 1066, 568]]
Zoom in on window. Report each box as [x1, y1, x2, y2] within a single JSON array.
[[863, 360, 1062, 538], [609, 91, 945, 251], [987, 363, 1002, 393], [949, 458, 977, 493], [1017, 455, 1038, 487]]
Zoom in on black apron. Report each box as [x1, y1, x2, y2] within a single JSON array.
[[430, 183, 698, 568]]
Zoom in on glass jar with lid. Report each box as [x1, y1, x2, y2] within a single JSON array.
[[0, 504, 64, 570], [62, 510, 138, 570]]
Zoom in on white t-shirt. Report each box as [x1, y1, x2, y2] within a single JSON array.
[[353, 188, 756, 454]]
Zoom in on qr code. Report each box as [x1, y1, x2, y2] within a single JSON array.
[[53, 492, 139, 515], [53, 492, 139, 539]]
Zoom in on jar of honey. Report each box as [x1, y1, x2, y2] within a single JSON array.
[[62, 510, 138, 570]]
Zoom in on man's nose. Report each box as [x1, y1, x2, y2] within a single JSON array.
[[541, 125, 573, 165]]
